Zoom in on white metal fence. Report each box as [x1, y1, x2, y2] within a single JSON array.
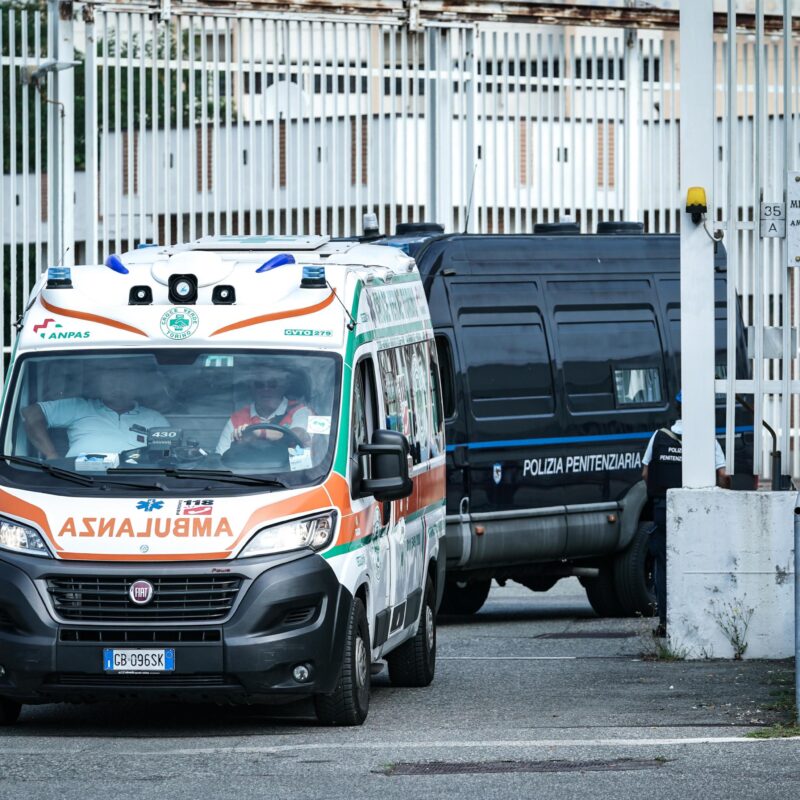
[[1, 0, 800, 481]]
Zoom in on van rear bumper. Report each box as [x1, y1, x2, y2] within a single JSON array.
[[0, 551, 352, 704]]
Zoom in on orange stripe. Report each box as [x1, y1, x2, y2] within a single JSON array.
[[210, 291, 337, 336], [0, 488, 62, 552], [40, 297, 148, 337]]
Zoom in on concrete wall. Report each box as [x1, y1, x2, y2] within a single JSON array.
[[667, 488, 796, 659]]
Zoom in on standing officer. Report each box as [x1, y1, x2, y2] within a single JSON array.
[[641, 390, 727, 637]]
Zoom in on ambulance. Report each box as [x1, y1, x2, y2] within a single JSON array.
[[0, 235, 447, 726]]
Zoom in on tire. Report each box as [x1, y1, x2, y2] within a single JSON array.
[[614, 521, 657, 617], [582, 561, 626, 618], [387, 577, 436, 687], [439, 578, 491, 615], [0, 697, 21, 726], [314, 597, 370, 726]]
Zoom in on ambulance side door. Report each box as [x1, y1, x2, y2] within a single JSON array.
[[351, 356, 393, 639], [376, 344, 424, 641]]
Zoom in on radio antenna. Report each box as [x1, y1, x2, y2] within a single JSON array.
[[327, 281, 356, 331], [463, 162, 478, 234]]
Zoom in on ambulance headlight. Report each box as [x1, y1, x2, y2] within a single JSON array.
[[239, 511, 337, 558], [0, 517, 51, 557]]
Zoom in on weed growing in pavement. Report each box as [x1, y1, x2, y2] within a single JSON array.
[[640, 636, 689, 661], [745, 723, 800, 739], [709, 597, 754, 659]]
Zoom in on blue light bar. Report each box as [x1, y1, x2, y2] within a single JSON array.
[[105, 254, 129, 274], [46, 267, 72, 289], [300, 265, 326, 289], [256, 253, 296, 273]]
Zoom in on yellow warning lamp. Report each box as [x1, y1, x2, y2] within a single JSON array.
[[686, 186, 708, 224]]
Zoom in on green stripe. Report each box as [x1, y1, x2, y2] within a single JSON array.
[[322, 499, 446, 560], [333, 282, 362, 476]]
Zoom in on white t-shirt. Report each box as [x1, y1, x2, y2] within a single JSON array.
[[642, 420, 726, 470], [38, 398, 170, 458], [215, 399, 312, 454]]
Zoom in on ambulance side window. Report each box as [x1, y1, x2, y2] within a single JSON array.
[[351, 358, 378, 491]]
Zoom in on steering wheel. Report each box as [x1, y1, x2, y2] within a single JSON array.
[[237, 422, 305, 450]]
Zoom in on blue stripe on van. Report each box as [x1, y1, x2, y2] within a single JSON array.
[[445, 426, 755, 452]]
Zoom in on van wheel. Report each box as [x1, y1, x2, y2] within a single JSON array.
[[387, 577, 436, 687], [614, 521, 657, 617], [439, 578, 491, 615], [0, 698, 21, 726], [314, 598, 370, 726], [581, 562, 626, 618]]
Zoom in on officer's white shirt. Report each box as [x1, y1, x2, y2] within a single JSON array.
[[642, 419, 726, 470], [215, 399, 312, 455], [38, 398, 170, 458]]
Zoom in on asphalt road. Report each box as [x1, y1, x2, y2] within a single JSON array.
[[1, 580, 797, 800]]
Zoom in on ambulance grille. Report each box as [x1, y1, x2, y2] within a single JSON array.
[[45, 575, 243, 622]]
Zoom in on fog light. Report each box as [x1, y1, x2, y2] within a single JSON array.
[[0, 665, 6, 677], [292, 664, 310, 683]]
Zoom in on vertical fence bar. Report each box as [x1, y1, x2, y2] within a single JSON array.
[[34, 9, 43, 274], [9, 7, 17, 332], [176, 13, 184, 242], [781, 3, 792, 476], [754, 1, 765, 476], [725, 1, 738, 475], [126, 12, 134, 250]]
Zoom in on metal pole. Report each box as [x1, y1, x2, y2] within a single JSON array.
[[679, 0, 717, 486], [623, 28, 641, 222], [794, 496, 800, 724]]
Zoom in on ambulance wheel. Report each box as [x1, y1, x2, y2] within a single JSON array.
[[614, 521, 657, 617], [314, 597, 370, 726], [439, 578, 491, 616], [387, 577, 436, 687], [581, 561, 626, 618], [0, 698, 21, 726]]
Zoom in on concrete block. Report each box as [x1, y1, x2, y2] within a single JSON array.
[[667, 488, 795, 659]]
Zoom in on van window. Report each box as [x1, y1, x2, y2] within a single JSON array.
[[434, 335, 455, 419], [352, 358, 377, 451], [556, 312, 663, 413], [613, 367, 662, 406], [429, 344, 446, 456]]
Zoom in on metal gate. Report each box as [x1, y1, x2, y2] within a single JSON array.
[[2, 0, 800, 482]]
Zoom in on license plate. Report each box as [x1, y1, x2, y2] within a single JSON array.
[[103, 648, 175, 672]]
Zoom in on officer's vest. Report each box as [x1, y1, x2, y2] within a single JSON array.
[[230, 400, 305, 431], [646, 428, 683, 498]]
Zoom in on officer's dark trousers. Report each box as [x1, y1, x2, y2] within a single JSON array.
[[650, 497, 667, 628]]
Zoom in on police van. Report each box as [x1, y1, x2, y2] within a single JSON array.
[[374, 221, 753, 617], [0, 235, 446, 726]]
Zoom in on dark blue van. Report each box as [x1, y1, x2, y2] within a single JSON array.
[[374, 221, 754, 617]]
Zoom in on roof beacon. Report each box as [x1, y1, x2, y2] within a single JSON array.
[[256, 252, 296, 273], [46, 267, 72, 289], [105, 254, 129, 275], [362, 212, 380, 240], [301, 265, 326, 289]]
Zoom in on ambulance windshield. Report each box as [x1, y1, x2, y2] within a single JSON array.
[[0, 350, 341, 491]]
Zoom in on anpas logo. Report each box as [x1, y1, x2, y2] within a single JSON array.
[[34, 319, 90, 340], [160, 307, 199, 340]]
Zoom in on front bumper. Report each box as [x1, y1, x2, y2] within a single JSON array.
[[0, 550, 352, 704]]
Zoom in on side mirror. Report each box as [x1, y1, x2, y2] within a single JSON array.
[[357, 429, 413, 501]]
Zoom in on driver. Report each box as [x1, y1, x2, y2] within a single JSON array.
[[216, 366, 312, 455], [21, 364, 170, 459]]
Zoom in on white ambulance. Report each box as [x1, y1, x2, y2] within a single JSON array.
[[0, 235, 446, 726]]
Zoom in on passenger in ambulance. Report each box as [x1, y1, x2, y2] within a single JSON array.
[[21, 364, 170, 459], [216, 365, 314, 455]]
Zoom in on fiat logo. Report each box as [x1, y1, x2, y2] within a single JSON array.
[[129, 579, 154, 605]]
